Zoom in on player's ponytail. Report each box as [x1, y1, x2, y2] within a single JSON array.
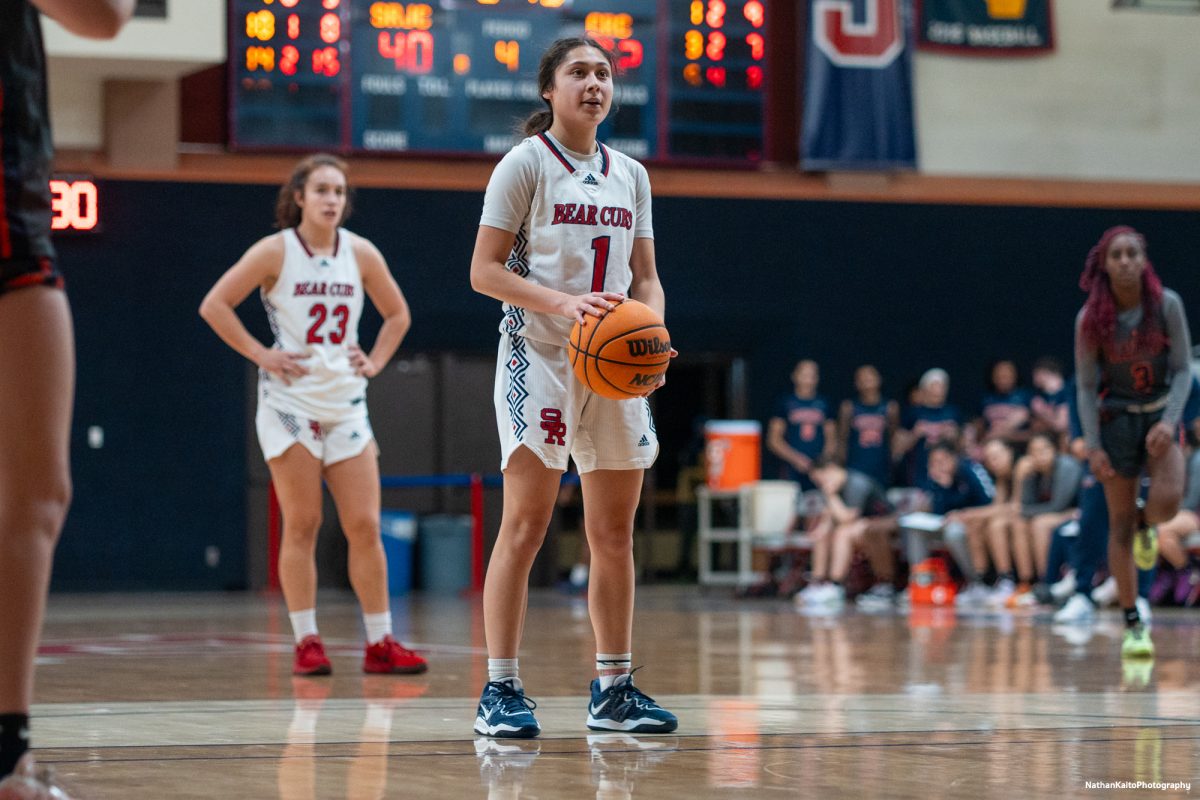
[[275, 153, 353, 229], [1078, 225, 1166, 352], [520, 36, 616, 138]]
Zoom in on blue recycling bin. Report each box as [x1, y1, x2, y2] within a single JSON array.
[[380, 510, 415, 596], [419, 514, 472, 593]]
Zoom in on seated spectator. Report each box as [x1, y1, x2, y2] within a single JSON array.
[[768, 359, 836, 491], [837, 364, 899, 489], [1006, 432, 1083, 608], [1029, 357, 1071, 447], [794, 458, 896, 610], [899, 442, 995, 600], [953, 439, 1020, 608], [894, 368, 962, 487], [973, 359, 1032, 450]]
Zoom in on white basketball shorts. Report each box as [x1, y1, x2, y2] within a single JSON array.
[[494, 334, 659, 473], [256, 403, 375, 466]]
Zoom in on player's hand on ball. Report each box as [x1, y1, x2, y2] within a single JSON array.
[[562, 291, 625, 325], [1145, 421, 1173, 458], [641, 347, 678, 396], [347, 343, 379, 378], [257, 349, 309, 385]]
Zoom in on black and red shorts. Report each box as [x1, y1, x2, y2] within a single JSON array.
[[1099, 407, 1168, 478], [0, 256, 62, 295]]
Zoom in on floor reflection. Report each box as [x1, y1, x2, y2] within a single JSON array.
[[22, 591, 1200, 799]]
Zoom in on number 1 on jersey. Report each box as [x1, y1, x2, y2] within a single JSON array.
[[590, 235, 610, 293]]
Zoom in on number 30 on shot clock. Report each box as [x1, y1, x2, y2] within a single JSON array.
[[50, 179, 100, 233]]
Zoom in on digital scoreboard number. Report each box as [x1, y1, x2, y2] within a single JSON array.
[[669, 0, 765, 160], [231, 0, 764, 161], [50, 178, 100, 234], [234, 0, 350, 149]]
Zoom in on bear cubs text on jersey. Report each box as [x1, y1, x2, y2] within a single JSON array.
[[551, 203, 633, 229]]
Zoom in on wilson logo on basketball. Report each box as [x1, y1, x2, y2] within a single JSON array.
[[627, 337, 671, 358]]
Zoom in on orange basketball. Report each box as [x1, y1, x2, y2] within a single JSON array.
[[568, 299, 672, 400]]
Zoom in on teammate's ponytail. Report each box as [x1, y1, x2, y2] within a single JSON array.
[[520, 36, 616, 138], [1078, 225, 1166, 352], [275, 153, 353, 229]]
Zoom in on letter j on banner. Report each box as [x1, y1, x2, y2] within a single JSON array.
[[802, 0, 917, 171]]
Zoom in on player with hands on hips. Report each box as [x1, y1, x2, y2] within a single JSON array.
[[200, 154, 426, 679]]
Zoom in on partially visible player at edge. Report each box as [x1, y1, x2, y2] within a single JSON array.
[[200, 155, 426, 678], [1074, 225, 1192, 660], [469, 36, 678, 738], [0, 2, 133, 797]]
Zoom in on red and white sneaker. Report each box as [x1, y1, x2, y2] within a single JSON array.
[[363, 635, 427, 674], [293, 634, 332, 676], [0, 754, 73, 800]]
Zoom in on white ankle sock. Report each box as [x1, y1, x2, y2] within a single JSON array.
[[488, 658, 519, 683], [289, 609, 318, 644], [596, 653, 632, 691], [363, 611, 392, 645]]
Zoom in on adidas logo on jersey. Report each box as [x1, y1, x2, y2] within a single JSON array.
[[638, 435, 651, 447], [582, 173, 599, 186]]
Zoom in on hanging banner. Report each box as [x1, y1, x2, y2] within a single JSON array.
[[802, 0, 917, 171], [917, 0, 1055, 55]]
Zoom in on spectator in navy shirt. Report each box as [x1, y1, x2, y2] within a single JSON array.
[[894, 368, 962, 486], [899, 442, 995, 594], [977, 358, 1032, 447], [768, 359, 835, 491], [1029, 356, 1071, 446], [837, 364, 898, 489]]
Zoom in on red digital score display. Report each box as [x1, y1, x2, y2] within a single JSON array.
[[49, 179, 99, 233], [682, 0, 764, 90], [243, 0, 345, 78]]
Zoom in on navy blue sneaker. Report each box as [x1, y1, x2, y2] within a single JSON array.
[[586, 672, 678, 733], [474, 678, 541, 738]]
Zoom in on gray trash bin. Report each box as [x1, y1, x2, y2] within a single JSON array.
[[419, 514, 472, 593]]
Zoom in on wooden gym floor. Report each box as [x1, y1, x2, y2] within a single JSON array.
[[27, 587, 1200, 798]]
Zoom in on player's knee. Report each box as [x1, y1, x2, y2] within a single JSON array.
[[499, 515, 551, 556], [340, 514, 381, 547], [283, 514, 322, 545], [0, 474, 71, 546], [588, 531, 634, 561]]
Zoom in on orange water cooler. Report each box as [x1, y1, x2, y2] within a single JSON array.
[[704, 420, 762, 490]]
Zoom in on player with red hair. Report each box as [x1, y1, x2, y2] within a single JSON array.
[[1074, 225, 1192, 659]]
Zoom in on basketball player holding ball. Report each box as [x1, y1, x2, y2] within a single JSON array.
[[469, 37, 677, 738], [200, 155, 426, 678], [1075, 225, 1192, 659]]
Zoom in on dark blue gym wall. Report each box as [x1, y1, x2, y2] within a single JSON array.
[[51, 179, 1200, 590]]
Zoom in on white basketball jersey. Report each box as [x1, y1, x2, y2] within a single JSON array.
[[257, 228, 367, 421], [480, 132, 654, 346]]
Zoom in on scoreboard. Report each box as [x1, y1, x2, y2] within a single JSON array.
[[231, 0, 767, 161]]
